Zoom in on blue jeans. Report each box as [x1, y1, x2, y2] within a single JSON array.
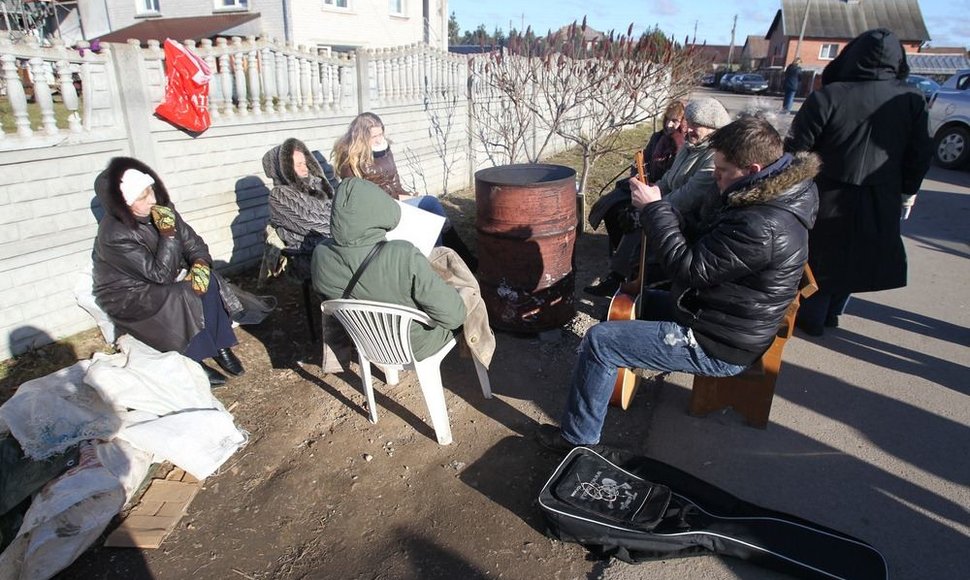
[[783, 89, 796, 112], [560, 320, 748, 445]]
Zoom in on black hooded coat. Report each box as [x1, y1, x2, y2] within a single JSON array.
[[262, 138, 337, 278], [92, 157, 211, 353], [785, 28, 932, 294]]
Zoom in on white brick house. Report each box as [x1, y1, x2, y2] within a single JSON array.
[[68, 0, 449, 50]]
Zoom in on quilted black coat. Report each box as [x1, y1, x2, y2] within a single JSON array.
[[92, 157, 210, 352], [642, 153, 820, 365]]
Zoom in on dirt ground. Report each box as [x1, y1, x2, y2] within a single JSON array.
[[54, 225, 674, 580]]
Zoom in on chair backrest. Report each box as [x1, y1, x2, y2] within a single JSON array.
[[322, 299, 434, 366]]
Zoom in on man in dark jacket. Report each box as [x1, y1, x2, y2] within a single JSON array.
[[785, 28, 932, 335], [538, 117, 819, 449], [783, 57, 801, 113]]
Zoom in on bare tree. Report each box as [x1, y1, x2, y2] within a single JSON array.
[[469, 20, 704, 196], [422, 86, 463, 196]]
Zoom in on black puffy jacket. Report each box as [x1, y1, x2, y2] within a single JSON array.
[[92, 157, 211, 352], [642, 153, 820, 365]]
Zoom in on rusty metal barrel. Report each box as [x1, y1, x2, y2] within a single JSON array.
[[475, 163, 577, 332]]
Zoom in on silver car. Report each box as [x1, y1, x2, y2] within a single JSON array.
[[928, 89, 970, 168]]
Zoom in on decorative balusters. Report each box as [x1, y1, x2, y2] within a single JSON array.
[[375, 50, 386, 103], [322, 61, 335, 112], [28, 58, 57, 135], [54, 59, 82, 132], [299, 53, 311, 111], [1, 53, 31, 137], [242, 40, 259, 115], [413, 49, 421, 100], [231, 38, 248, 116], [311, 60, 323, 112], [394, 51, 404, 101], [276, 49, 290, 113], [339, 54, 355, 110], [286, 51, 300, 112], [217, 38, 235, 117], [261, 46, 277, 114], [198, 39, 221, 119]]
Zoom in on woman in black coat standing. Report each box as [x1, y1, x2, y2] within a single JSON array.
[[785, 28, 932, 335]]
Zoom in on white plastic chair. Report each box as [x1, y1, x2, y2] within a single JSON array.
[[321, 299, 492, 445]]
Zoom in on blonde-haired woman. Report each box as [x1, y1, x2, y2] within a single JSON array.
[[332, 112, 477, 270]]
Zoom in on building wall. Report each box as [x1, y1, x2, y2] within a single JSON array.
[[290, 0, 447, 50], [766, 29, 923, 70], [75, 1, 446, 49]]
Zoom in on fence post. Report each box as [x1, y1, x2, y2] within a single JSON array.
[[110, 41, 159, 168], [355, 47, 370, 115]]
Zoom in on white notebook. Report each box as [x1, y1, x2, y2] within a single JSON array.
[[385, 200, 445, 257]]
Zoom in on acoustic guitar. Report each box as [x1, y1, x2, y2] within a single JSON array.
[[607, 150, 648, 410]]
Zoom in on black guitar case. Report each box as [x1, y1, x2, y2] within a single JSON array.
[[538, 447, 887, 580]]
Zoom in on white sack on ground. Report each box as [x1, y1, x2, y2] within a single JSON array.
[[0, 442, 125, 580], [84, 334, 216, 415], [0, 361, 119, 460]]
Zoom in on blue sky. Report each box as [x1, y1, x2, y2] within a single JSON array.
[[448, 0, 968, 49]]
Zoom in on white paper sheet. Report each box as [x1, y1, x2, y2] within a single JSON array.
[[385, 200, 445, 256]]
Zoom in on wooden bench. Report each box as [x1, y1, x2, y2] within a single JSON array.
[[688, 265, 818, 428]]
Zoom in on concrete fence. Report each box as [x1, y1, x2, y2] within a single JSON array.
[[0, 37, 661, 359]]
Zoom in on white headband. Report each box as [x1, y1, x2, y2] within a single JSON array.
[[120, 168, 155, 206]]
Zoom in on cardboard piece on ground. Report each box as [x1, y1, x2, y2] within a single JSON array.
[[103, 467, 201, 549]]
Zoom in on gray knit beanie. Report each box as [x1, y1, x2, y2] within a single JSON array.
[[685, 97, 732, 130]]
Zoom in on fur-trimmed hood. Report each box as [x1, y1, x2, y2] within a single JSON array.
[[725, 151, 821, 228], [94, 157, 171, 229], [262, 138, 334, 200]]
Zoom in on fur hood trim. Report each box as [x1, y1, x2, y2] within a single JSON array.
[[262, 138, 333, 200], [94, 157, 171, 229], [727, 152, 821, 207]]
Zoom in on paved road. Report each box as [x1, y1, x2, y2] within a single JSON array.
[[604, 91, 970, 580]]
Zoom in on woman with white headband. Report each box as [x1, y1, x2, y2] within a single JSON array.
[[91, 157, 244, 385]]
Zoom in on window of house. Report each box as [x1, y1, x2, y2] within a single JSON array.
[[819, 43, 839, 60], [389, 0, 404, 15], [137, 0, 160, 14], [215, 0, 248, 9], [323, 0, 349, 8]]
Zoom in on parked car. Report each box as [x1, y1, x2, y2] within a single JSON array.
[[718, 73, 737, 91], [941, 68, 970, 91], [734, 74, 769, 94], [904, 74, 941, 99], [928, 89, 970, 168], [700, 72, 716, 86]]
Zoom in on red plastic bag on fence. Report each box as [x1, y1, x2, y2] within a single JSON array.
[[154, 38, 212, 133]]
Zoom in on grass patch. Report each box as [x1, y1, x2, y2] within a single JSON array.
[[0, 96, 82, 134]]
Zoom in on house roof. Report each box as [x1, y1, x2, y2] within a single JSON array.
[[95, 13, 261, 45], [690, 44, 733, 64], [742, 35, 769, 58], [906, 53, 970, 76], [766, 0, 930, 43]]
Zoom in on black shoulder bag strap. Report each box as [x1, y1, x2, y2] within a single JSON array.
[[342, 241, 387, 299]]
